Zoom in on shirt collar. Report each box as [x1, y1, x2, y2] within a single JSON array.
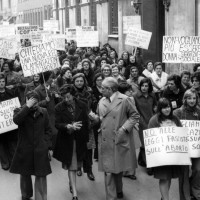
[[110, 92, 117, 102]]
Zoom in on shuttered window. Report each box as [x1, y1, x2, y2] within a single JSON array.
[[109, 0, 118, 34]]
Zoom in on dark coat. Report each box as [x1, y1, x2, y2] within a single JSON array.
[[53, 99, 89, 167], [10, 106, 52, 176]]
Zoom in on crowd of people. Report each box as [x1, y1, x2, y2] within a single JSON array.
[[0, 41, 200, 200]]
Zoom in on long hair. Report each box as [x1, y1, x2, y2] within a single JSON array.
[[139, 78, 153, 93], [183, 88, 199, 108]]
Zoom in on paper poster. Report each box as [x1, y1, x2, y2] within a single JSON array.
[[0, 39, 18, 60], [0, 97, 21, 134], [19, 41, 60, 77], [66, 28, 77, 41], [163, 36, 200, 63], [17, 25, 39, 39], [125, 28, 152, 50], [181, 120, 200, 158], [143, 127, 191, 168], [76, 30, 99, 47], [123, 16, 141, 34], [43, 20, 59, 32], [0, 25, 16, 38]]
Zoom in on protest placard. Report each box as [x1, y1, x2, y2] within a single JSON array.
[[125, 28, 152, 50], [43, 34, 66, 51], [76, 30, 99, 47], [0, 25, 16, 38], [181, 120, 200, 158], [162, 36, 200, 63], [0, 97, 21, 134], [19, 41, 60, 77], [43, 20, 59, 32], [81, 26, 94, 31], [0, 39, 18, 60], [31, 31, 43, 45], [143, 127, 191, 168], [17, 25, 39, 39], [123, 16, 141, 34], [66, 28, 77, 41]]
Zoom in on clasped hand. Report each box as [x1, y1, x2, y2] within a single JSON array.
[[67, 121, 82, 131]]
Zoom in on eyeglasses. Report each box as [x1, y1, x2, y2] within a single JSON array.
[[96, 79, 103, 82], [103, 69, 110, 72], [101, 86, 110, 90]]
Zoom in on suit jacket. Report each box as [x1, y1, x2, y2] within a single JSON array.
[[97, 91, 140, 173]]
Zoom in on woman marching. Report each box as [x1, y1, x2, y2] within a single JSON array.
[[148, 98, 186, 200], [53, 84, 89, 200], [174, 89, 200, 200]]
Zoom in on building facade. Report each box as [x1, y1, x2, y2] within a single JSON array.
[[17, 0, 53, 27], [0, 0, 18, 24]]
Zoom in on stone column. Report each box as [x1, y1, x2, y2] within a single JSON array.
[[165, 0, 195, 74]]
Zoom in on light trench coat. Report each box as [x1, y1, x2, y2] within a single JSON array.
[[97, 92, 140, 174]]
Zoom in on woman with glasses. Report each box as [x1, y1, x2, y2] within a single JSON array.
[[101, 64, 112, 78]]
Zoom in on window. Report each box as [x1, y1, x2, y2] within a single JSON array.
[[76, 0, 81, 25], [90, 0, 97, 26], [109, 0, 118, 34]]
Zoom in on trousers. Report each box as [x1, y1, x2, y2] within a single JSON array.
[[104, 172, 123, 200], [20, 175, 47, 200]]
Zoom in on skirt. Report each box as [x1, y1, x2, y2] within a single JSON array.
[[62, 141, 82, 171]]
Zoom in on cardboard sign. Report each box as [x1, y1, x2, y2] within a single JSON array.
[[143, 127, 191, 168], [76, 30, 99, 47], [181, 120, 200, 158], [0, 25, 16, 38], [31, 31, 43, 45], [81, 26, 94, 31], [123, 16, 141, 34], [66, 28, 77, 41], [125, 28, 152, 50], [43, 20, 59, 32], [162, 36, 200, 63], [17, 25, 39, 39], [0, 98, 21, 134], [19, 41, 60, 77], [0, 39, 18, 60]]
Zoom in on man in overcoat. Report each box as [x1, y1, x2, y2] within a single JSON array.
[[97, 77, 139, 200], [10, 90, 52, 200]]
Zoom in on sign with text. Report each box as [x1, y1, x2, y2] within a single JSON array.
[[0, 25, 16, 38], [43, 34, 66, 51], [123, 16, 141, 34], [0, 97, 21, 134], [125, 28, 152, 50], [143, 127, 191, 168], [81, 26, 94, 31], [66, 28, 77, 41], [19, 41, 60, 77], [76, 30, 99, 47], [43, 20, 59, 32], [162, 36, 200, 63], [181, 120, 200, 158], [17, 25, 39, 39], [0, 39, 18, 60]]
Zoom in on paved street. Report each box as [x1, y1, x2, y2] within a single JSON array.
[[0, 152, 179, 200]]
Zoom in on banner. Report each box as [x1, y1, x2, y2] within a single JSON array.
[[19, 41, 60, 77], [162, 36, 200, 63], [143, 127, 191, 168], [0, 97, 21, 134], [81, 26, 94, 31], [0, 25, 16, 38], [66, 28, 77, 41], [123, 16, 141, 34], [181, 120, 200, 158], [43, 20, 59, 32], [17, 25, 39, 39], [76, 30, 99, 47], [0, 39, 18, 60], [125, 28, 152, 50]]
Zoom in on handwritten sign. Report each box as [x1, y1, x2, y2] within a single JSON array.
[[19, 41, 60, 77], [0, 98, 21, 134], [0, 25, 16, 38], [0, 39, 18, 60], [81, 26, 94, 31], [125, 28, 152, 50], [76, 30, 99, 47], [143, 127, 191, 168], [181, 120, 200, 158], [162, 36, 200, 63], [17, 25, 39, 39], [66, 28, 77, 41], [43, 34, 66, 51], [123, 16, 141, 34], [43, 20, 59, 32]]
